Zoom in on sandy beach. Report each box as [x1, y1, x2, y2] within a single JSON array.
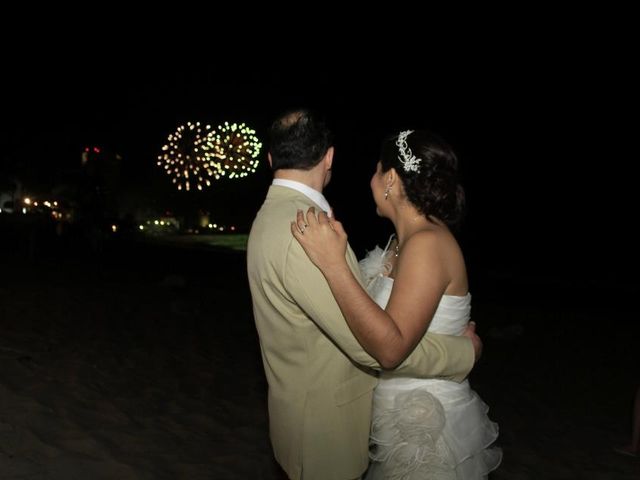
[[1, 233, 639, 479]]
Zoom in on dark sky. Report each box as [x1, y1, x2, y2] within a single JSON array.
[[1, 43, 635, 286]]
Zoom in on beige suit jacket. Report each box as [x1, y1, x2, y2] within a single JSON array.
[[247, 185, 474, 480]]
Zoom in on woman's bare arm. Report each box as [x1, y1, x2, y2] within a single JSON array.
[[291, 208, 449, 368]]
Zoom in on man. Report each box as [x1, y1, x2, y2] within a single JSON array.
[[247, 109, 480, 480]]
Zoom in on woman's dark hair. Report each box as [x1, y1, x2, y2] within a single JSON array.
[[268, 109, 333, 171], [380, 129, 465, 228]]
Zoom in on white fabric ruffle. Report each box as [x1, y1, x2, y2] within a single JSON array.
[[358, 235, 396, 288], [368, 379, 502, 480], [369, 389, 456, 480]]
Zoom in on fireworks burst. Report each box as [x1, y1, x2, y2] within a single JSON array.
[[157, 122, 217, 191], [158, 121, 262, 191], [203, 122, 262, 179]]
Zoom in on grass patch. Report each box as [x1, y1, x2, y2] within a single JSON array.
[[205, 234, 248, 251]]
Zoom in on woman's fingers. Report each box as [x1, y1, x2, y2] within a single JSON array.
[[317, 210, 330, 224], [306, 207, 318, 228], [296, 209, 309, 234], [291, 221, 302, 239], [330, 219, 346, 237], [293, 207, 337, 236]]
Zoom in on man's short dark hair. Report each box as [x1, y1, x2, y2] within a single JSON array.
[[268, 109, 333, 171]]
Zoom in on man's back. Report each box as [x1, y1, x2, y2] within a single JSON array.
[[247, 185, 376, 480]]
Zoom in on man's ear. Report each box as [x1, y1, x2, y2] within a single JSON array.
[[324, 146, 334, 170], [268, 152, 273, 168]]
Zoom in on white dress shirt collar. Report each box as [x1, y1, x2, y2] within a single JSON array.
[[272, 179, 331, 216]]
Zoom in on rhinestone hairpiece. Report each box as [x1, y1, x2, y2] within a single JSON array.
[[396, 130, 421, 173]]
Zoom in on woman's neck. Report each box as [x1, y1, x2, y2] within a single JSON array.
[[392, 206, 434, 249]]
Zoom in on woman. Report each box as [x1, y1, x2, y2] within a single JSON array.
[[291, 130, 501, 479]]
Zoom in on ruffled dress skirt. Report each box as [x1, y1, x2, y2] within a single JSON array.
[[365, 377, 502, 480]]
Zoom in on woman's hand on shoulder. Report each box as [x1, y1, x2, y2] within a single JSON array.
[[291, 207, 349, 272]]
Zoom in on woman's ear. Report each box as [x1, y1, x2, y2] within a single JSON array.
[[387, 168, 397, 187]]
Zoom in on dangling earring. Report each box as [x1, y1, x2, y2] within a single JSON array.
[[384, 186, 391, 200]]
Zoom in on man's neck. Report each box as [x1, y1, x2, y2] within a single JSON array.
[[273, 169, 324, 193]]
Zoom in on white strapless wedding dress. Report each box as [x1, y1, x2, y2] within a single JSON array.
[[360, 239, 502, 480]]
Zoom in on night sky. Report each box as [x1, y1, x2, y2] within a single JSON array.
[[1, 43, 635, 292]]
